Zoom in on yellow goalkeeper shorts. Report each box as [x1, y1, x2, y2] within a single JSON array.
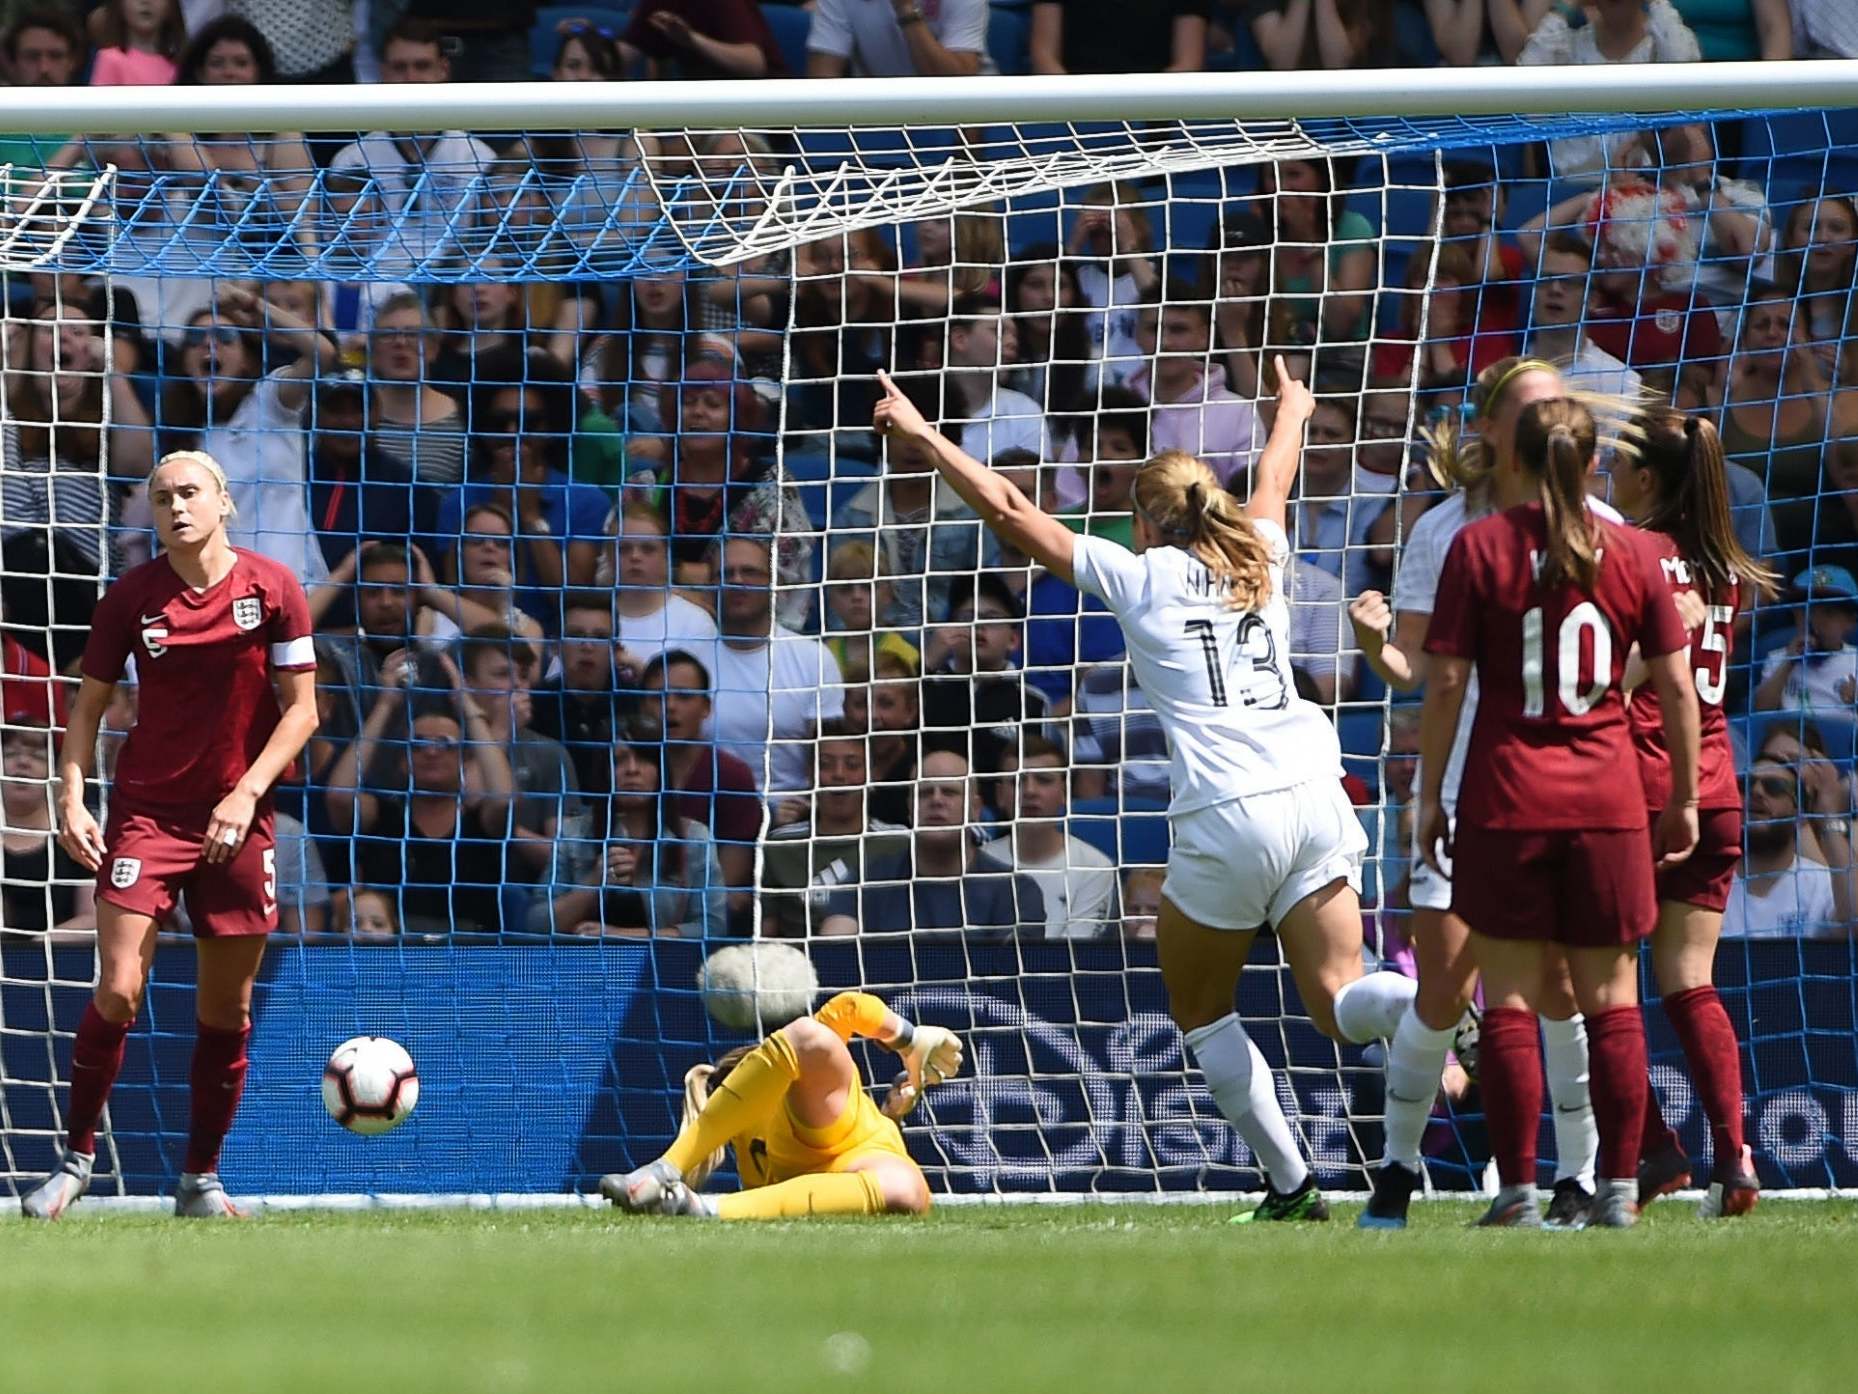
[[735, 1086, 913, 1189]]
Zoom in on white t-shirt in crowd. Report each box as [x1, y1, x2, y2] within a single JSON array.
[[805, 0, 990, 76], [976, 833, 1120, 940], [199, 369, 328, 585], [616, 595, 720, 670], [1723, 855, 1839, 938], [1285, 554, 1351, 695], [707, 627, 845, 793], [1071, 520, 1341, 814], [1759, 642, 1858, 714]]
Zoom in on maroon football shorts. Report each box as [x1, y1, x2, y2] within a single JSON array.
[[96, 800, 278, 937], [1653, 807, 1741, 915], [1451, 822, 1657, 947]]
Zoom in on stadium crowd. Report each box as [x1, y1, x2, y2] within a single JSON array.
[[0, 0, 1856, 945]]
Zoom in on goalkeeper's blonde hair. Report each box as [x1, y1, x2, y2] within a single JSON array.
[[1131, 450, 1274, 611], [680, 1045, 755, 1189]]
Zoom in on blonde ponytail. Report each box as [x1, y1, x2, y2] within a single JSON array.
[[1132, 450, 1275, 611], [1514, 398, 1602, 591]]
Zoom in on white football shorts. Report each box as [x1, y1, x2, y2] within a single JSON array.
[[1163, 778, 1367, 932]]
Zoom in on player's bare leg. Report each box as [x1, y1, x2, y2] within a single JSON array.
[[1157, 899, 1325, 1221], [21, 904, 157, 1220], [1648, 902, 1756, 1218], [173, 935, 266, 1219], [1277, 879, 1418, 1047], [1363, 906, 1479, 1229], [1537, 953, 1599, 1229]]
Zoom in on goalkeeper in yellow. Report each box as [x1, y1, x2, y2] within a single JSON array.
[[599, 992, 962, 1220]]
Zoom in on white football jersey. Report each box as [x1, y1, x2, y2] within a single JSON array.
[[1072, 521, 1342, 815], [1396, 490, 1623, 805]]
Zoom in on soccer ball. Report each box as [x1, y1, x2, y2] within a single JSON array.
[[699, 942, 819, 1032], [321, 1035, 419, 1136]]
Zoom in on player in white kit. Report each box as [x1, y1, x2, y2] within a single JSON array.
[[875, 360, 1420, 1221], [1349, 357, 1601, 1228]]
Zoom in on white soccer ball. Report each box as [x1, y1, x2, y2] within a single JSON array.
[[699, 942, 820, 1033], [321, 1035, 419, 1136]]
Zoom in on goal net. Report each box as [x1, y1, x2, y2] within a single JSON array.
[[2, 69, 1855, 1203]]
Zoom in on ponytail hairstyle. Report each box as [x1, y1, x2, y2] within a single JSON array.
[[1512, 398, 1602, 591], [678, 1043, 756, 1188], [1633, 406, 1778, 603], [1423, 355, 1562, 503], [1130, 450, 1275, 610]]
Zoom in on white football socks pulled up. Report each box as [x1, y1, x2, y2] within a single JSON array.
[[1184, 1013, 1309, 1195], [1332, 970, 1419, 1045], [1540, 1013, 1598, 1191], [1381, 1007, 1456, 1171]]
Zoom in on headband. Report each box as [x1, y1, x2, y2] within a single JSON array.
[[1481, 358, 1561, 418]]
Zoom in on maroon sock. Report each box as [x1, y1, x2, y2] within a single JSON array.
[[1480, 1007, 1543, 1188], [1663, 985, 1745, 1166], [1639, 1072, 1679, 1158], [184, 1022, 252, 1176], [67, 1002, 131, 1156], [1585, 1006, 1649, 1182]]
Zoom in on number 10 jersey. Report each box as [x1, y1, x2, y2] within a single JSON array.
[[1072, 521, 1343, 816]]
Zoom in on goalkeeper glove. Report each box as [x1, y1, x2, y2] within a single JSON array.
[[898, 1024, 963, 1092]]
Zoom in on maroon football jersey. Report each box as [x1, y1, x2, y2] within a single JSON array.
[[1425, 504, 1689, 831], [82, 549, 315, 813], [1628, 531, 1740, 812]]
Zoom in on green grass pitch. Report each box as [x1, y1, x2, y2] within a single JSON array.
[[8, 1200, 1855, 1394]]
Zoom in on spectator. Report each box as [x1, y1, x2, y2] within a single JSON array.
[[345, 886, 399, 940], [1814, 436, 1858, 572], [1360, 703, 1420, 910], [788, 231, 895, 442], [945, 296, 1049, 463], [1669, 0, 1792, 60], [88, 0, 182, 87], [540, 735, 726, 937], [975, 735, 1119, 940], [623, 0, 786, 79], [1, 722, 94, 936], [309, 541, 439, 703], [866, 649, 924, 826], [804, 0, 987, 77], [1130, 297, 1262, 488], [761, 722, 910, 939], [818, 749, 1046, 939], [367, 292, 470, 491], [1257, 158, 1377, 373], [1792, 0, 1858, 57], [1713, 285, 1831, 563], [587, 270, 702, 447], [1005, 244, 1091, 419], [326, 652, 516, 937], [0, 9, 84, 171], [271, 810, 333, 937], [1284, 551, 1355, 705], [1774, 190, 1858, 365], [393, 0, 540, 83], [3, 302, 150, 669], [1753, 565, 1858, 713], [436, 349, 611, 629], [457, 624, 585, 881], [1640, 123, 1773, 321], [1523, 233, 1643, 398], [1426, 0, 1556, 64], [1724, 756, 1847, 937], [328, 20, 497, 266], [1054, 388, 1148, 543], [1, 599, 66, 727], [1249, 0, 1393, 69], [1518, 1, 1702, 183], [1068, 183, 1161, 387], [640, 648, 762, 928], [528, 592, 634, 799], [1208, 213, 1272, 400], [1290, 389, 1392, 596], [1030, 0, 1207, 72], [708, 536, 844, 792], [1070, 662, 1169, 804], [154, 285, 337, 584], [596, 503, 721, 663], [221, 0, 358, 84], [834, 373, 989, 631], [822, 540, 920, 678], [920, 572, 1053, 775], [307, 371, 419, 571], [1120, 866, 1164, 941], [888, 212, 1005, 322], [429, 269, 530, 390], [422, 502, 547, 646], [1371, 241, 1523, 391]]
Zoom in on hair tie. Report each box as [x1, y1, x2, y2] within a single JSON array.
[[1683, 414, 1701, 440]]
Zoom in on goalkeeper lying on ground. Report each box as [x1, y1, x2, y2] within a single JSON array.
[[599, 992, 962, 1220]]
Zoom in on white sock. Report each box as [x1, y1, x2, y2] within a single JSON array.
[[1184, 1013, 1310, 1194], [1332, 971, 1419, 1044], [1382, 1006, 1455, 1170], [1540, 1013, 1598, 1191]]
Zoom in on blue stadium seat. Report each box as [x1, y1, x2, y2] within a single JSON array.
[[763, 2, 814, 80], [1070, 798, 1170, 867], [531, 5, 632, 78], [988, 4, 1031, 76], [1738, 110, 1858, 192], [1337, 709, 1384, 759]]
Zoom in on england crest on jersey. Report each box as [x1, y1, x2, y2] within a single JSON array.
[[109, 857, 141, 890], [232, 597, 263, 631]]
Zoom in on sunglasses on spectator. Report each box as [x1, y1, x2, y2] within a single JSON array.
[[184, 326, 242, 350], [560, 20, 618, 39], [412, 735, 461, 752], [1751, 774, 1796, 799]]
